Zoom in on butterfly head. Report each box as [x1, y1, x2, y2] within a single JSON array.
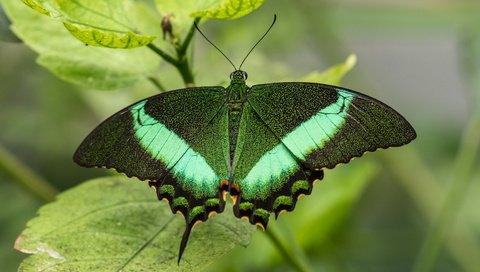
[[230, 70, 248, 83]]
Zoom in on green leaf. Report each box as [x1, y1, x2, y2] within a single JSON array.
[[154, 0, 264, 40], [2, 0, 159, 89], [16, 176, 255, 271], [63, 22, 155, 49], [300, 54, 357, 85], [191, 0, 265, 19], [19, 0, 159, 49], [19, 0, 50, 16], [52, 0, 158, 49]]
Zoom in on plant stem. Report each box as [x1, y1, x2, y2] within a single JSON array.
[[176, 57, 195, 87], [265, 224, 313, 272], [413, 112, 480, 272], [147, 42, 195, 87], [177, 18, 200, 58], [147, 19, 199, 87], [0, 144, 58, 202], [147, 43, 177, 66]]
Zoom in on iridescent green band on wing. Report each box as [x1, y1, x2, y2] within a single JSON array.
[[238, 92, 353, 199], [131, 101, 220, 197]]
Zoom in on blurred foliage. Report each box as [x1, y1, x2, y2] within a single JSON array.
[[1, 0, 480, 271]]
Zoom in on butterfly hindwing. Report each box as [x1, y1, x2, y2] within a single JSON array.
[[74, 87, 230, 262], [247, 82, 416, 169], [231, 102, 324, 228]]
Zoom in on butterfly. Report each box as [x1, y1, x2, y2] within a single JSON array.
[[74, 16, 416, 264], [74, 69, 416, 261]]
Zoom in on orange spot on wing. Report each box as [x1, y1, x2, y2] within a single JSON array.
[[220, 179, 229, 188], [255, 223, 266, 231], [192, 220, 203, 229], [231, 195, 238, 205], [277, 210, 287, 217]]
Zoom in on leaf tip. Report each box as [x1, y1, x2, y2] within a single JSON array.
[[345, 54, 357, 69]]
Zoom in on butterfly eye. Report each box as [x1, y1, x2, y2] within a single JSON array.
[[229, 72, 235, 80], [242, 71, 248, 80]]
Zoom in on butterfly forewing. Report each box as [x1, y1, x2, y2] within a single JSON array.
[[247, 82, 416, 169]]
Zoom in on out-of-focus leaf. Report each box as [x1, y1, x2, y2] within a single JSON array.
[[2, 0, 159, 89], [0, 3, 20, 42], [16, 176, 255, 271], [191, 0, 265, 19], [300, 54, 357, 85], [154, 0, 264, 40]]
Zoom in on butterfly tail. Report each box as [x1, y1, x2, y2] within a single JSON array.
[[178, 223, 193, 264]]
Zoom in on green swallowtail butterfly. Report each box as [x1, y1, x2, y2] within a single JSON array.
[[74, 17, 416, 263]]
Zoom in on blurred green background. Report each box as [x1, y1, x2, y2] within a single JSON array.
[[1, 0, 479, 271]]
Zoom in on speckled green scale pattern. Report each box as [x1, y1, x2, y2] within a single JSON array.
[[74, 70, 416, 263]]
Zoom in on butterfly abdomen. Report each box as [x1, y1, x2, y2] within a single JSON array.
[[228, 105, 244, 166], [226, 81, 249, 169]]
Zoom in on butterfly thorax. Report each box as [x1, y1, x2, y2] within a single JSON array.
[[226, 70, 249, 166]]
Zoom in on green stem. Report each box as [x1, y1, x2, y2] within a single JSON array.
[[147, 43, 177, 66], [176, 57, 195, 86], [265, 224, 313, 272], [177, 18, 200, 58], [413, 113, 480, 272], [147, 21, 196, 87], [170, 18, 200, 87], [0, 144, 58, 203]]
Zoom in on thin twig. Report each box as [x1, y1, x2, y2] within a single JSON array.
[[147, 43, 177, 66], [0, 144, 58, 202], [177, 18, 200, 57]]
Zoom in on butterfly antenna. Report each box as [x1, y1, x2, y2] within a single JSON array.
[[238, 14, 277, 70], [194, 21, 237, 70]]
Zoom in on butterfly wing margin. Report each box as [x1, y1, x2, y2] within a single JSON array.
[[247, 82, 416, 169]]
